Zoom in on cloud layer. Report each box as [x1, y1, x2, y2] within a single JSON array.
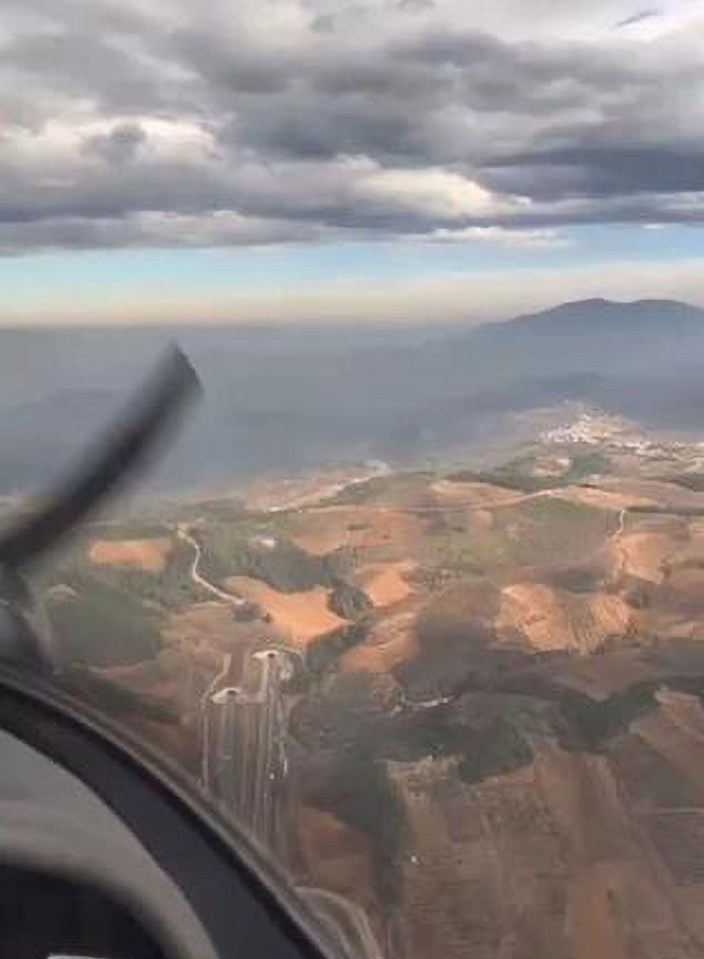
[[1, 0, 704, 252]]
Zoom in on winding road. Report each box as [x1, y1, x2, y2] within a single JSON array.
[[612, 507, 629, 579], [616, 507, 627, 538], [177, 523, 386, 958], [176, 526, 246, 606]]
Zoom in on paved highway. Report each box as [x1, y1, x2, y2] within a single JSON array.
[[199, 652, 232, 791], [180, 522, 385, 958], [207, 649, 291, 854], [250, 650, 291, 848], [179, 523, 289, 836]]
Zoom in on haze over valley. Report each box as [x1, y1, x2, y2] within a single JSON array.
[[31, 302, 704, 958], [5, 297, 704, 496]]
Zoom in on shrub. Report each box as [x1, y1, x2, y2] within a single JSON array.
[[47, 580, 162, 667], [306, 621, 371, 677], [328, 578, 373, 620]]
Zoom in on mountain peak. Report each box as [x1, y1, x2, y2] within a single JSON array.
[[507, 297, 703, 331]]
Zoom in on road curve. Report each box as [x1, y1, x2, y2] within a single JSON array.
[[611, 507, 628, 579], [616, 507, 627, 537], [199, 652, 232, 791], [176, 526, 246, 606], [177, 526, 384, 957]]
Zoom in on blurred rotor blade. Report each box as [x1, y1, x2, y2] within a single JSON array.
[[0, 346, 201, 570]]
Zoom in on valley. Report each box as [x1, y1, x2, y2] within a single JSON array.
[[40, 411, 704, 959]]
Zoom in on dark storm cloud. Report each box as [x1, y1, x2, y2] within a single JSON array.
[[0, 211, 341, 255], [171, 28, 293, 95], [482, 145, 704, 200], [1, 0, 703, 252], [1, 29, 178, 121], [234, 96, 428, 161]]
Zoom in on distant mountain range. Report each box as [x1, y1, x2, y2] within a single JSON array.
[[2, 298, 704, 493]]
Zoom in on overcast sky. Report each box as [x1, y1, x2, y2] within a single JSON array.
[[2, 0, 704, 324]]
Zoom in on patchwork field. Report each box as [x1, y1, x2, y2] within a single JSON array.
[[46, 435, 704, 959], [497, 582, 632, 653], [288, 505, 424, 559], [612, 529, 682, 583], [431, 478, 525, 507]]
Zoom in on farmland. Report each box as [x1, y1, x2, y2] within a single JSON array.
[[40, 434, 704, 959]]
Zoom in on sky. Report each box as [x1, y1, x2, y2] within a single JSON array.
[[2, 0, 704, 325]]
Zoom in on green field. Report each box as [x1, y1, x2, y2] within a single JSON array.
[[47, 577, 162, 667], [42, 532, 208, 667], [195, 521, 348, 591], [447, 451, 611, 493], [323, 471, 434, 506], [422, 496, 608, 574]]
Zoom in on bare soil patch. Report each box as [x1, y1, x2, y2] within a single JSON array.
[[562, 486, 654, 511], [432, 479, 524, 507], [498, 583, 631, 653], [341, 610, 418, 673], [601, 477, 704, 510], [289, 506, 423, 558], [568, 863, 630, 959], [226, 577, 346, 647], [295, 806, 376, 910], [613, 532, 677, 584], [89, 537, 173, 572], [357, 560, 416, 607]]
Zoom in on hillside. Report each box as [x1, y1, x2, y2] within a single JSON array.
[[40, 420, 704, 959], [501, 297, 704, 333]]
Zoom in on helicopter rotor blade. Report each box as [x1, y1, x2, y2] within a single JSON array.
[[0, 346, 201, 570]]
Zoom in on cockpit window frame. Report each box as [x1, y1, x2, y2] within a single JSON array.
[[0, 665, 347, 959]]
